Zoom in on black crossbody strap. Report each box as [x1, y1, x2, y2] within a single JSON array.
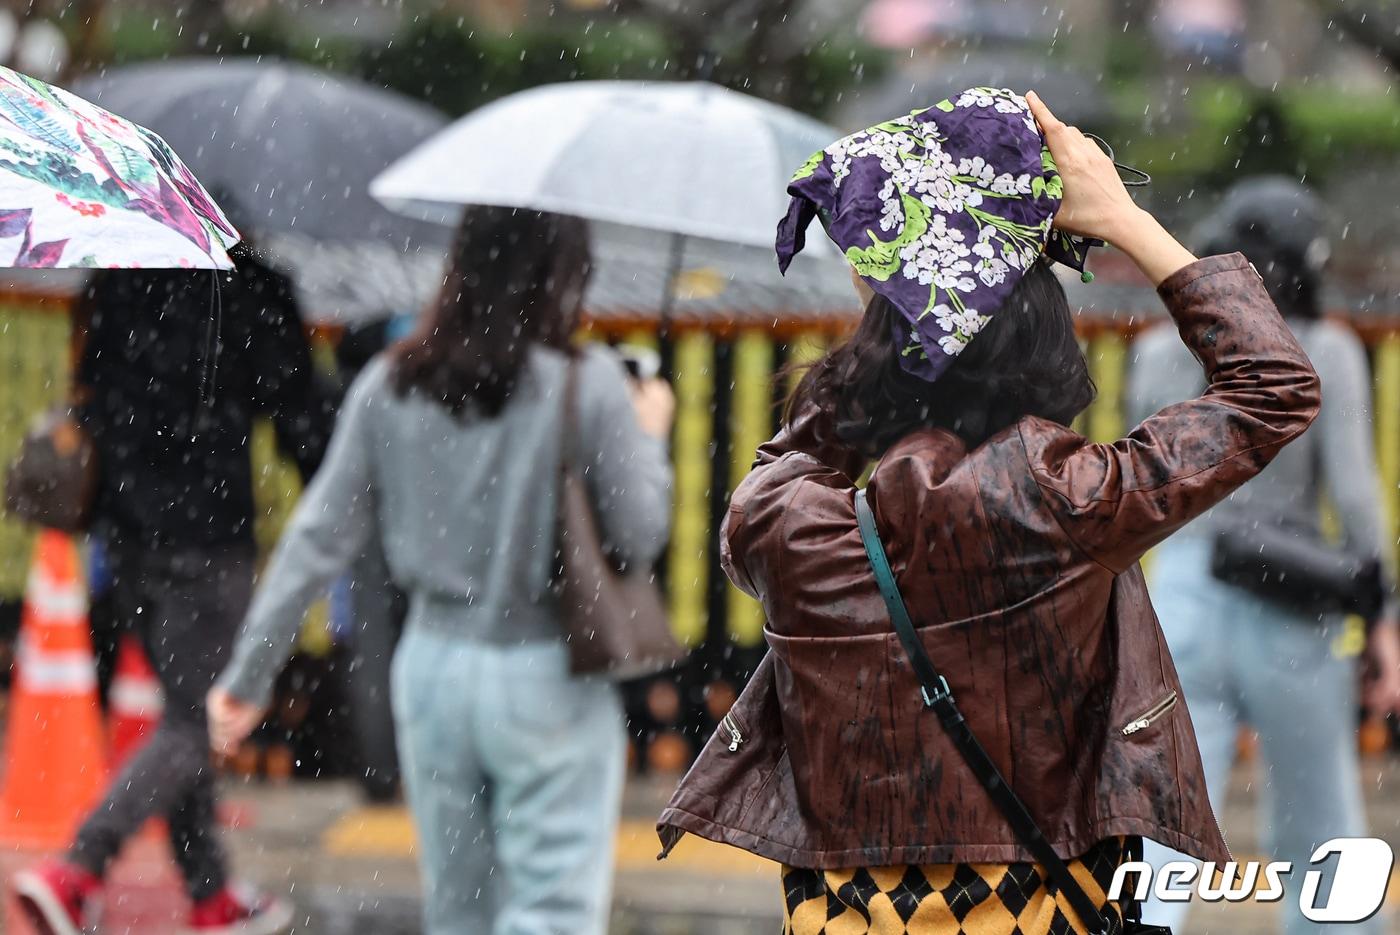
[[854, 489, 1111, 935]]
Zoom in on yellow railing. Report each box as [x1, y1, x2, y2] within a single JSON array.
[[725, 330, 774, 648], [2, 300, 1398, 654], [667, 331, 714, 649], [0, 305, 71, 598]]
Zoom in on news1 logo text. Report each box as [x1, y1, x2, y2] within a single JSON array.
[[1109, 838, 1394, 923]]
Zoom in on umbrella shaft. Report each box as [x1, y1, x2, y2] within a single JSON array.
[[658, 232, 688, 331]]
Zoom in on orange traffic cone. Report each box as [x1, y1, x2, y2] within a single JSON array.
[[0, 530, 107, 848], [108, 635, 163, 771]]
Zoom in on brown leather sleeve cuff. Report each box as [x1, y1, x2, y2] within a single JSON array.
[[1155, 252, 1255, 300]]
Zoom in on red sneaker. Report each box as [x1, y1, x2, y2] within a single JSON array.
[[12, 858, 101, 935], [183, 884, 293, 935]]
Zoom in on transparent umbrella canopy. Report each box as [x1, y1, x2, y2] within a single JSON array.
[[371, 79, 856, 322]]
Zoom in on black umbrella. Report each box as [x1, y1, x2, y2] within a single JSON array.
[[74, 58, 451, 324]]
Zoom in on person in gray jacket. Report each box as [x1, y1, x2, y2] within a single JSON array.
[[1128, 177, 1400, 935], [207, 207, 675, 935]]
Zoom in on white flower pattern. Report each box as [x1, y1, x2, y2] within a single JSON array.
[[817, 88, 1063, 367]]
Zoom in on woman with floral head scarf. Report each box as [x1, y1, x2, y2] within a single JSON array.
[[657, 91, 1321, 935]]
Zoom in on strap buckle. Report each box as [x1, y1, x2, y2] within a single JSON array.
[[921, 675, 953, 707]]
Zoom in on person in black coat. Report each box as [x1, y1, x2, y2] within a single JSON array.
[[14, 243, 331, 935]]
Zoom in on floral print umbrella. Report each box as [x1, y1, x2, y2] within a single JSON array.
[[0, 65, 238, 269]]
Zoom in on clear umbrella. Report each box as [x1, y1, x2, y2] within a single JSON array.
[[370, 79, 854, 321]]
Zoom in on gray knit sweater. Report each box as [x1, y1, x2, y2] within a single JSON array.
[[219, 344, 673, 706], [1127, 317, 1396, 606]]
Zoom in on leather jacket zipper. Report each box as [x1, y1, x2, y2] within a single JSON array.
[[1216, 814, 1235, 861], [1121, 691, 1178, 736], [1117, 691, 1232, 856], [720, 712, 744, 752]]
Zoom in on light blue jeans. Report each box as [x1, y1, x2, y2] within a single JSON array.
[[1140, 537, 1374, 935], [391, 626, 626, 935]]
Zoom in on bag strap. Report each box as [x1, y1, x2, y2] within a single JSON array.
[[854, 489, 1112, 935], [560, 353, 580, 472]]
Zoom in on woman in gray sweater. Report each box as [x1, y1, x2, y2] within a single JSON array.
[[1127, 178, 1399, 935], [208, 207, 674, 935]]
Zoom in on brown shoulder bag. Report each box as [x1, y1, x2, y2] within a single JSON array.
[[556, 356, 684, 680]]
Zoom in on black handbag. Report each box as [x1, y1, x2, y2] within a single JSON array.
[[1211, 523, 1384, 621], [855, 489, 1169, 935]]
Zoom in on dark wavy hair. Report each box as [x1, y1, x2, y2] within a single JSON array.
[[392, 207, 591, 416], [788, 259, 1095, 457]]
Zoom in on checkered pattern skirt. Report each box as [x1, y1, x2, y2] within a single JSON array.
[[780, 836, 1128, 935]]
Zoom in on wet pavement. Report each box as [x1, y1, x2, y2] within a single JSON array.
[[3, 753, 1399, 933]]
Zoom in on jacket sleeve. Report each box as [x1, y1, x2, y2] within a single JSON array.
[[721, 399, 868, 599], [246, 267, 334, 481], [1022, 253, 1321, 574]]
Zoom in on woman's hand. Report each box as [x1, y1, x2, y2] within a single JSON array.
[[1025, 91, 1138, 242], [206, 685, 266, 756], [1364, 620, 1400, 717], [1026, 91, 1196, 286], [630, 377, 676, 439]]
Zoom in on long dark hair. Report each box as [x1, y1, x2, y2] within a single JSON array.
[[788, 259, 1095, 457], [392, 206, 592, 416]]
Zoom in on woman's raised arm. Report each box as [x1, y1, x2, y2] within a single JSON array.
[[1026, 254, 1320, 572]]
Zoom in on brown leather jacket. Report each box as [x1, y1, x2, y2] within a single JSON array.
[[658, 254, 1321, 869]]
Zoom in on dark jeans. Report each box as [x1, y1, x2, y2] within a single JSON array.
[[70, 541, 254, 900]]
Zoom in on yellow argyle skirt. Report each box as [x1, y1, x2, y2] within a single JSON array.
[[780, 836, 1128, 935]]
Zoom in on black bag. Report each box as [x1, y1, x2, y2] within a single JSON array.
[[1211, 523, 1384, 621], [855, 490, 1168, 935]]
